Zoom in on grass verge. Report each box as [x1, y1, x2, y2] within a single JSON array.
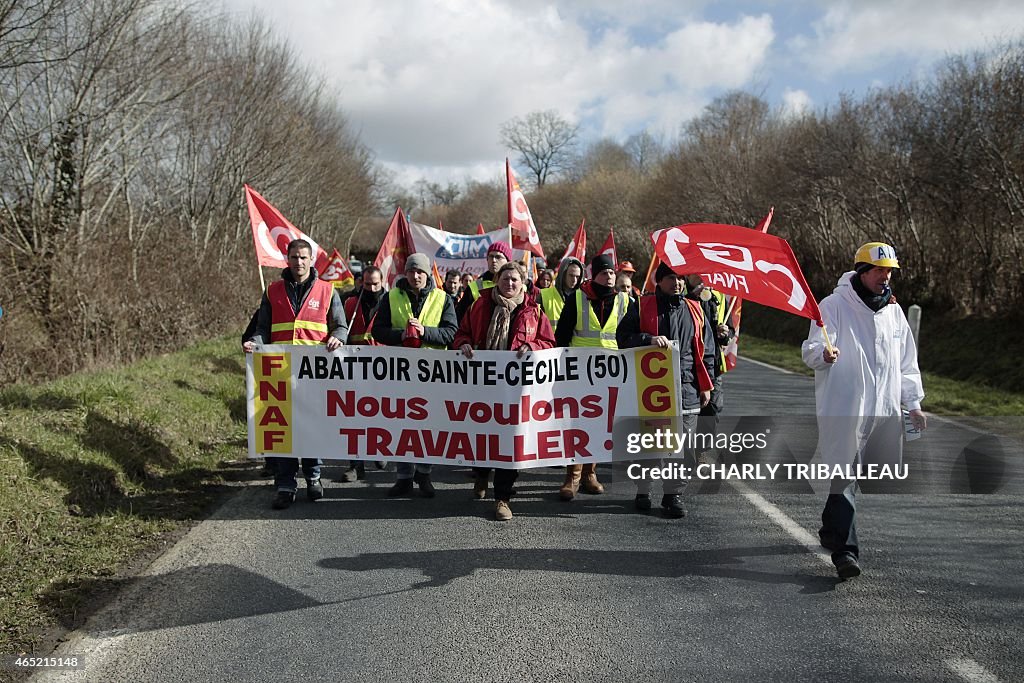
[[0, 335, 251, 660], [740, 335, 1024, 416]]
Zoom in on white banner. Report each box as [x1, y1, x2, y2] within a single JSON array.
[[246, 345, 682, 469], [409, 223, 527, 277]]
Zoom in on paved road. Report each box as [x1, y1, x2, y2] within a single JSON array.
[[36, 359, 1024, 683]]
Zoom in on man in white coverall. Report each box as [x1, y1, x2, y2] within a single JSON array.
[[802, 242, 926, 579]]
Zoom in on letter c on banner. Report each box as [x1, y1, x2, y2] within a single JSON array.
[[640, 350, 669, 380]]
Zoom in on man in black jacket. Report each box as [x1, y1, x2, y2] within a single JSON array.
[[619, 262, 715, 517]]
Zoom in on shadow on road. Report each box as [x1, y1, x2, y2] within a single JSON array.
[[319, 545, 840, 594], [71, 546, 838, 637]]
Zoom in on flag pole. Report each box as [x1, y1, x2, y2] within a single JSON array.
[[820, 322, 836, 355], [258, 265, 266, 293]]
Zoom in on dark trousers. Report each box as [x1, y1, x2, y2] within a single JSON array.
[[493, 468, 519, 502], [820, 479, 859, 560], [474, 467, 519, 501]]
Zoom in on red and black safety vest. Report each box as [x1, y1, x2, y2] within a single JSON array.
[[267, 278, 334, 345], [639, 295, 714, 392]]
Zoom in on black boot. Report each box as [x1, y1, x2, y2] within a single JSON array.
[[660, 494, 686, 518], [388, 478, 414, 497], [413, 472, 436, 498]]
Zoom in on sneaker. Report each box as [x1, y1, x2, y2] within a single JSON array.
[[272, 490, 295, 510], [834, 553, 861, 580], [413, 472, 436, 498], [634, 494, 652, 512], [306, 479, 324, 502], [495, 500, 513, 521], [388, 478, 414, 497], [337, 467, 358, 483], [660, 494, 686, 519]]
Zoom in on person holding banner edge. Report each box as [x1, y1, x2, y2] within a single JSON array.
[[620, 262, 715, 517], [372, 252, 458, 498], [453, 261, 555, 520], [243, 238, 349, 510], [801, 242, 926, 579]]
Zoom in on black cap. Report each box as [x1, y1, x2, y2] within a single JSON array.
[[590, 254, 615, 274], [655, 262, 676, 282]]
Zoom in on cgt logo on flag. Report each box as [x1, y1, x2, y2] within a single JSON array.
[[652, 223, 822, 323]]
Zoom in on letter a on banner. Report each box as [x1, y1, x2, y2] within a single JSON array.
[[245, 185, 330, 272]]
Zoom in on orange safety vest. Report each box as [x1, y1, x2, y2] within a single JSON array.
[[344, 295, 379, 346], [268, 278, 334, 345], [639, 295, 714, 392]]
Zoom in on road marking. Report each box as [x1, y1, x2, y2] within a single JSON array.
[[728, 479, 833, 568], [945, 657, 1003, 683]]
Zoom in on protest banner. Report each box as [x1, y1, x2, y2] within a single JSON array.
[[246, 345, 682, 469], [409, 222, 525, 278]]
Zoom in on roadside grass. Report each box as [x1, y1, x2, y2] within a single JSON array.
[[0, 335, 251, 658], [740, 335, 1024, 416]]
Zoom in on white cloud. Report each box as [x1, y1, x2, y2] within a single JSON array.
[[790, 0, 1024, 75], [781, 87, 812, 116], [218, 0, 775, 181]]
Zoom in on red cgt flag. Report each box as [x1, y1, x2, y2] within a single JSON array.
[[506, 159, 545, 257], [596, 228, 617, 269], [560, 219, 587, 264], [724, 207, 774, 370], [245, 184, 329, 272], [373, 207, 416, 288], [321, 249, 355, 289], [475, 223, 486, 235], [650, 223, 822, 323]]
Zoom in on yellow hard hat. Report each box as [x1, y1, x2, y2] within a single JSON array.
[[854, 242, 900, 268]]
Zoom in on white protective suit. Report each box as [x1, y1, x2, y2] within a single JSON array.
[[802, 272, 925, 467]]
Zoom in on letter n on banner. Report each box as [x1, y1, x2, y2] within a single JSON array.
[[634, 348, 677, 427], [254, 352, 292, 454]]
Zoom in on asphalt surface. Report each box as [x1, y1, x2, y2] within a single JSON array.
[[34, 358, 1024, 683]]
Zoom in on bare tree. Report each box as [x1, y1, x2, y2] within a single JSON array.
[[500, 109, 579, 187]]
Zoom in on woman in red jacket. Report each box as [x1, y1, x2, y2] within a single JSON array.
[[454, 261, 556, 520]]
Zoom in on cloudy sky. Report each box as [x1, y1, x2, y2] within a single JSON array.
[[219, 0, 1024, 187]]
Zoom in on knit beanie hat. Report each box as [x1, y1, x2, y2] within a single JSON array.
[[405, 252, 430, 274], [487, 241, 513, 260]]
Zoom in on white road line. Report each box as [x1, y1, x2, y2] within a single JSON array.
[[945, 657, 1004, 683], [733, 472, 1005, 683], [728, 479, 833, 568]]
